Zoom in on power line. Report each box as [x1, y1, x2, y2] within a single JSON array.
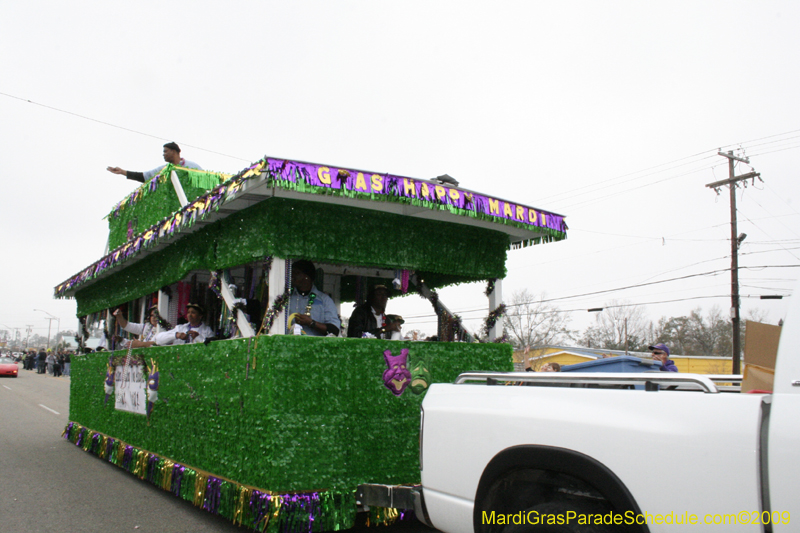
[[417, 265, 800, 319], [739, 209, 800, 261], [0, 91, 251, 163], [538, 152, 720, 204], [539, 129, 800, 208], [765, 183, 800, 217], [4, 87, 797, 212], [401, 292, 791, 325], [742, 191, 800, 241], [746, 143, 800, 159], [512, 267, 738, 306], [555, 161, 724, 211]]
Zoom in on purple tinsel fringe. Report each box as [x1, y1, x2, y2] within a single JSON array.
[[203, 477, 222, 514], [76, 428, 87, 447], [147, 454, 159, 484], [121, 445, 133, 470], [63, 422, 74, 440], [171, 464, 185, 496]]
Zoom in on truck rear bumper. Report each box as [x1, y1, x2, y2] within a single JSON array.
[[356, 483, 433, 528]]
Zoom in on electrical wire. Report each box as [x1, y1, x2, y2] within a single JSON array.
[[404, 265, 800, 322], [553, 162, 724, 211], [0, 91, 252, 163], [3, 88, 798, 211], [742, 191, 800, 241], [539, 129, 800, 208], [400, 292, 792, 326], [739, 208, 800, 261]]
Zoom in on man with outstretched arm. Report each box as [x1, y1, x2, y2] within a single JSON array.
[[107, 141, 202, 183]]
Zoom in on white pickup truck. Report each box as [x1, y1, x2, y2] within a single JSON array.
[[362, 292, 799, 532]]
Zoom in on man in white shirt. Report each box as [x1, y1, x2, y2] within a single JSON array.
[[107, 142, 202, 183], [154, 303, 214, 346]]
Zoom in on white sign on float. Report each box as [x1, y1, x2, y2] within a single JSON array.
[[115, 364, 146, 415]]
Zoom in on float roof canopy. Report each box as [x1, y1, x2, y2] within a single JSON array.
[[55, 156, 567, 299]]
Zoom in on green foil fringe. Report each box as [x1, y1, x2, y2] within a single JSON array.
[[74, 198, 509, 315], [263, 168, 567, 246], [65, 337, 512, 530], [69, 337, 512, 492], [107, 165, 230, 251]]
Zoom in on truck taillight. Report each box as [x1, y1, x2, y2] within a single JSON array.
[[419, 407, 424, 471]]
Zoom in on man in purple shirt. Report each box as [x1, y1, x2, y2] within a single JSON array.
[[649, 343, 678, 372]]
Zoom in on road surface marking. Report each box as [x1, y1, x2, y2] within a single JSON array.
[[2, 385, 10, 390], [39, 404, 60, 415]]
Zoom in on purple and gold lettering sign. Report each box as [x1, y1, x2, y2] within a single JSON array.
[[263, 158, 565, 234]]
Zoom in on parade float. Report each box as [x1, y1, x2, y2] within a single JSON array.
[[55, 156, 567, 531]]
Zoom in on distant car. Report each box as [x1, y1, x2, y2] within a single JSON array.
[[0, 357, 19, 377]]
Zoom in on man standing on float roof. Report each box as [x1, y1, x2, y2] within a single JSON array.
[[106, 142, 202, 183]]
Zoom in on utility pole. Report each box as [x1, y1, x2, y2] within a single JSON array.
[[624, 318, 628, 356], [34, 309, 60, 352], [706, 151, 761, 374]]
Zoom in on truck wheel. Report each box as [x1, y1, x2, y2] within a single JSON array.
[[502, 501, 620, 533]]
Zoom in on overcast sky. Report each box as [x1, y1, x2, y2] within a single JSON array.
[[1, 1, 797, 345]]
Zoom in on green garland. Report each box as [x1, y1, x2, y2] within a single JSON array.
[[263, 169, 567, 246], [75, 198, 508, 316], [68, 337, 511, 500], [107, 166, 229, 250], [75, 232, 209, 316]]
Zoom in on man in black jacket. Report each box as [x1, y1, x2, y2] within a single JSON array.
[[37, 350, 47, 374], [347, 285, 402, 339]]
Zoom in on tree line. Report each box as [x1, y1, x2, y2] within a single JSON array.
[[504, 289, 774, 357]]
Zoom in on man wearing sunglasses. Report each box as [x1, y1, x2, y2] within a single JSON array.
[[648, 343, 678, 372]]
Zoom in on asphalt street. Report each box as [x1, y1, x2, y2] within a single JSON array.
[[0, 366, 437, 533]]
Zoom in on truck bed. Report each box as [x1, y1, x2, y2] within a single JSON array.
[[420, 373, 766, 532]]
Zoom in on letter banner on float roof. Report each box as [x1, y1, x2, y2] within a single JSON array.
[[264, 158, 566, 235]]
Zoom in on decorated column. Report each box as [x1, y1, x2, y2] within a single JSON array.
[[157, 289, 169, 335], [219, 274, 256, 338], [267, 258, 288, 335], [488, 278, 504, 341], [170, 170, 190, 207]]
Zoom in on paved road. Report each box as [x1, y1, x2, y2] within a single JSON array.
[[0, 367, 438, 533]]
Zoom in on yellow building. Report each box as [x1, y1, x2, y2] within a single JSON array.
[[515, 345, 733, 375]]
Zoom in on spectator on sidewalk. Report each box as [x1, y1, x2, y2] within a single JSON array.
[[649, 343, 678, 372], [37, 350, 47, 374]]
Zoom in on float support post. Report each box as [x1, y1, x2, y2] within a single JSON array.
[[488, 278, 503, 341], [268, 258, 288, 335]]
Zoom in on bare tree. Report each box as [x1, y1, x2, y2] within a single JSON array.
[[688, 307, 729, 356], [653, 306, 731, 356], [581, 300, 651, 351], [745, 308, 770, 324], [504, 289, 573, 350]]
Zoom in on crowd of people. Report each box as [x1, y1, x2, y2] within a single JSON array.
[[18, 349, 73, 377]]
